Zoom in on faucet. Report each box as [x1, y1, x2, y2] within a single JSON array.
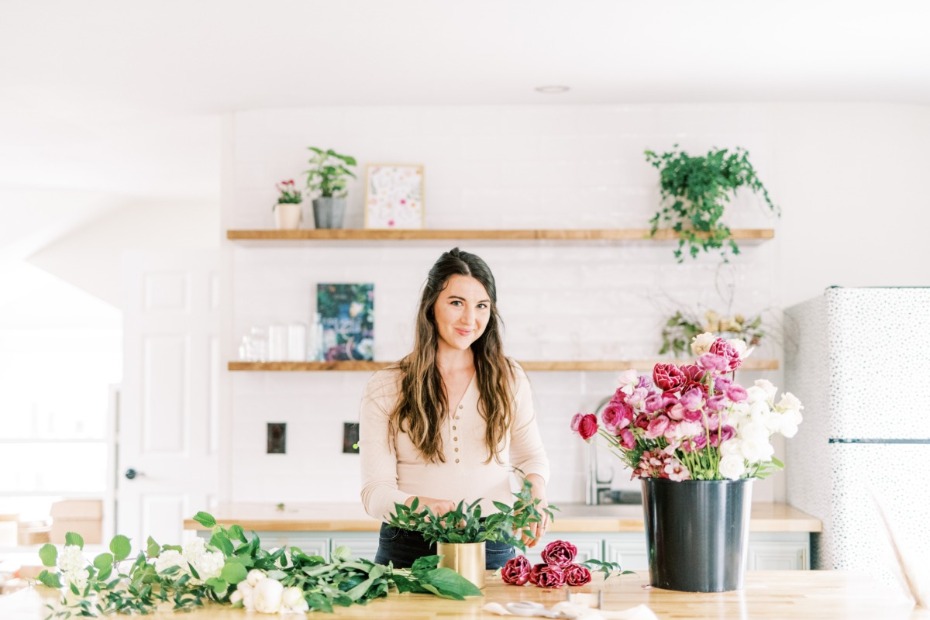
[[586, 442, 614, 505]]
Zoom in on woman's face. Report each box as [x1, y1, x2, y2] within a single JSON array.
[[432, 274, 491, 353]]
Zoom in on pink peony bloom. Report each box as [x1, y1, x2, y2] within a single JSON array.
[[541, 540, 578, 568], [564, 564, 592, 586], [680, 388, 704, 411], [529, 563, 565, 588], [501, 555, 532, 586], [709, 338, 743, 371], [653, 363, 686, 392], [726, 384, 748, 402], [645, 415, 670, 439], [698, 353, 729, 372]]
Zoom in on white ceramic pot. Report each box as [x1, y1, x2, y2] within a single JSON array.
[[274, 203, 302, 229]]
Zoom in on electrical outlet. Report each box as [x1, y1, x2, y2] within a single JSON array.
[[267, 423, 286, 454], [343, 422, 359, 454]]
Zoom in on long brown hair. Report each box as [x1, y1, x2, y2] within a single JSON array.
[[390, 248, 514, 463]]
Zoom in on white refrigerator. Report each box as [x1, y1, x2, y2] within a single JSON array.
[[785, 287, 930, 594]]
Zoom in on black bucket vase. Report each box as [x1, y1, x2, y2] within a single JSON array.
[[312, 197, 346, 229], [641, 477, 752, 592]]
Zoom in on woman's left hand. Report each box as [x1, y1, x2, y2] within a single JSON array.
[[522, 474, 549, 548]]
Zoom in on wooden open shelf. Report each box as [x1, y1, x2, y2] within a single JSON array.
[[228, 359, 778, 372], [226, 228, 775, 242]]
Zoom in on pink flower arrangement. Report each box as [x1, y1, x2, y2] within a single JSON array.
[[501, 540, 591, 589], [571, 333, 803, 481]]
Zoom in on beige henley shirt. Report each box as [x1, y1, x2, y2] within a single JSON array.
[[359, 363, 550, 522]]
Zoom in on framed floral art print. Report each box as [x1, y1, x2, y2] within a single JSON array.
[[364, 164, 425, 229]]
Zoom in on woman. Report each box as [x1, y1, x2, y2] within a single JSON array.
[[359, 247, 550, 569]]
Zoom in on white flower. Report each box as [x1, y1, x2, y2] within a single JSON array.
[[690, 332, 716, 356], [58, 545, 84, 573], [154, 549, 186, 575], [253, 578, 284, 614], [777, 408, 803, 438], [738, 421, 775, 462], [753, 379, 778, 404], [667, 420, 703, 440], [719, 454, 747, 480], [178, 538, 223, 583], [719, 438, 742, 457], [281, 587, 309, 614], [247, 569, 268, 587], [726, 338, 749, 358], [775, 392, 803, 413], [235, 581, 254, 610], [616, 369, 639, 394]]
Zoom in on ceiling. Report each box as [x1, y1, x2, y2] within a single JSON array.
[[1, 0, 929, 259]]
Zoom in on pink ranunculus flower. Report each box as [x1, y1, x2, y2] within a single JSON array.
[[571, 413, 599, 441], [541, 540, 577, 568], [601, 399, 633, 432], [645, 414, 670, 439], [529, 563, 565, 588], [501, 555, 532, 586], [652, 363, 686, 392], [564, 564, 592, 586], [726, 384, 748, 402], [619, 428, 635, 449], [679, 388, 704, 411], [698, 353, 728, 372]]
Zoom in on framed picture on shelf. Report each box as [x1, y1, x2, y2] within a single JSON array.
[[364, 163, 425, 229], [316, 283, 375, 361]]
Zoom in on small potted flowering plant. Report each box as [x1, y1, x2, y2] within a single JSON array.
[[272, 179, 303, 230], [571, 333, 802, 592]]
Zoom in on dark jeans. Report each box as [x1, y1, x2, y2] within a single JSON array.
[[373, 523, 515, 569]]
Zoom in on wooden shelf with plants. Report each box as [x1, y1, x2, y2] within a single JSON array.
[[225, 228, 774, 243], [228, 359, 778, 372]]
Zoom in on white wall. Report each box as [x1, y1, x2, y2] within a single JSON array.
[[223, 103, 930, 508]]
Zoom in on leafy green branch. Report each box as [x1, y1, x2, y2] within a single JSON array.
[[388, 479, 556, 552], [34, 511, 480, 618]]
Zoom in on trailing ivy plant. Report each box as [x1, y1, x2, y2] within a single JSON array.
[[644, 145, 779, 262], [35, 512, 480, 618], [388, 479, 556, 552]]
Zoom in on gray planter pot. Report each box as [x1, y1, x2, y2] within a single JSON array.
[[641, 477, 752, 592], [312, 197, 346, 229]]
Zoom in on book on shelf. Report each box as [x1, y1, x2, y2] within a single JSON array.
[[316, 283, 375, 361]]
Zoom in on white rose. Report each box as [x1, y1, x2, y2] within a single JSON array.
[[253, 578, 284, 614], [719, 438, 743, 457], [690, 332, 716, 356], [719, 454, 747, 480], [740, 435, 775, 463], [247, 569, 268, 587], [281, 587, 309, 613]]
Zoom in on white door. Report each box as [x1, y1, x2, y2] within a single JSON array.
[[117, 250, 222, 547]]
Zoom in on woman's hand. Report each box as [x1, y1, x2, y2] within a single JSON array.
[[406, 496, 457, 516], [522, 474, 549, 548]]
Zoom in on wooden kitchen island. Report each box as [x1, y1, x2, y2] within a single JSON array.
[[2, 571, 925, 619], [183, 502, 821, 571]]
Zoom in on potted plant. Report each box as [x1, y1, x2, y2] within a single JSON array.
[[304, 146, 357, 229], [388, 479, 554, 588], [272, 179, 303, 230], [644, 146, 779, 262], [571, 334, 803, 592]]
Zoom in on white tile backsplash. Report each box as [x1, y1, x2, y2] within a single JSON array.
[[221, 104, 820, 508]]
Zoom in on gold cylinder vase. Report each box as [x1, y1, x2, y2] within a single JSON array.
[[436, 541, 486, 589]]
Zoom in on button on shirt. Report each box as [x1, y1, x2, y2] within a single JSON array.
[[359, 363, 550, 522]]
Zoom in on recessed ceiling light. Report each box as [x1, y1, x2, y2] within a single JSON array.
[[535, 85, 570, 94]]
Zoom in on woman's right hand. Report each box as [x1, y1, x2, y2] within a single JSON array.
[[406, 496, 457, 516]]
